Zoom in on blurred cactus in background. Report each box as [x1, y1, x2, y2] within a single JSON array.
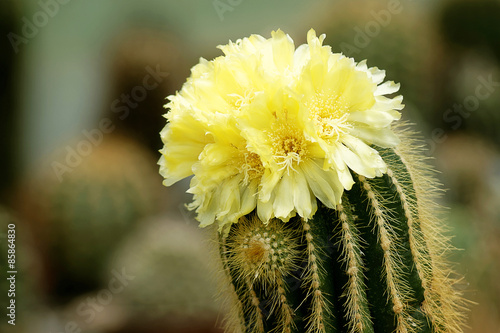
[[432, 3, 500, 327], [0, 0, 18, 201], [104, 28, 185, 154], [319, 0, 438, 122], [439, 0, 500, 61], [437, 0, 500, 147], [105, 216, 222, 333], [26, 135, 162, 299], [435, 134, 500, 333]]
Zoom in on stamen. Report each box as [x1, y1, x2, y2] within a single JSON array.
[[269, 121, 308, 174], [228, 90, 255, 111], [276, 152, 302, 174], [239, 151, 264, 184], [308, 92, 352, 141]]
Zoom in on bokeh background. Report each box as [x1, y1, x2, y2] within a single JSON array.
[[1, 0, 499, 332]]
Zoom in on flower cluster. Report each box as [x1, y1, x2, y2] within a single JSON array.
[[159, 29, 403, 234]]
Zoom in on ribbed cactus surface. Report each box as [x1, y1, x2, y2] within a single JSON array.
[[218, 136, 466, 333]]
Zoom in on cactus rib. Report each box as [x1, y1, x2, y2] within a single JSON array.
[[218, 129, 467, 333]]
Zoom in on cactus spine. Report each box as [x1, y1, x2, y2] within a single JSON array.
[[218, 129, 467, 333]]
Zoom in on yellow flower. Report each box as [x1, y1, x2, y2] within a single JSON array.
[[159, 29, 404, 234]]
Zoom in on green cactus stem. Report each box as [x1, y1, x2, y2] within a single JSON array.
[[217, 128, 467, 333]]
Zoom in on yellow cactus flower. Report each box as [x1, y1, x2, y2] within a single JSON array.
[[159, 29, 404, 234]]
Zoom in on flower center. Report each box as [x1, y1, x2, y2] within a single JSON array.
[[239, 151, 264, 185], [269, 120, 308, 174], [308, 92, 352, 141]]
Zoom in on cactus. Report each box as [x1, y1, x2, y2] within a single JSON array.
[[33, 135, 162, 296], [105, 216, 222, 332], [217, 129, 467, 333], [157, 29, 469, 333]]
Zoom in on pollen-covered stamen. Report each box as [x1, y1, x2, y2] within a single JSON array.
[[228, 90, 256, 111], [269, 122, 308, 174], [240, 151, 264, 185], [308, 92, 352, 141]]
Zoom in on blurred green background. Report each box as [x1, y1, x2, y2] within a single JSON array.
[[1, 0, 499, 332]]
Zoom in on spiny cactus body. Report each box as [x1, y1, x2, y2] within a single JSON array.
[[218, 130, 467, 333], [154, 28, 467, 333]]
